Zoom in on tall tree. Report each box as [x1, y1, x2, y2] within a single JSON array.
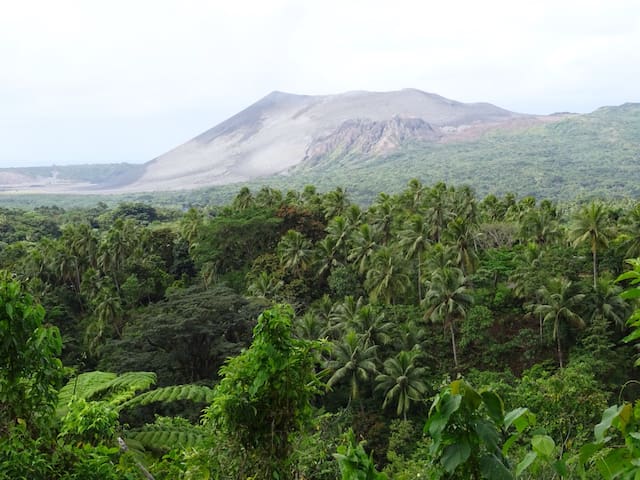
[[399, 215, 430, 302], [322, 187, 349, 220], [364, 246, 411, 305], [444, 216, 479, 275], [423, 267, 473, 369], [326, 330, 379, 406], [570, 201, 613, 290], [0, 273, 63, 432], [621, 203, 640, 258], [532, 277, 586, 368], [587, 277, 629, 331], [519, 207, 561, 246], [348, 223, 380, 274], [369, 193, 398, 245], [425, 182, 453, 243], [375, 349, 428, 420], [206, 305, 323, 480], [277, 230, 313, 278], [232, 186, 254, 211]]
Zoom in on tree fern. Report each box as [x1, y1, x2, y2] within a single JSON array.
[[99, 371, 157, 405], [57, 371, 117, 416], [57, 371, 157, 416], [126, 417, 208, 451], [119, 384, 215, 411]]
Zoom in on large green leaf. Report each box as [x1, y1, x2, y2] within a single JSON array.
[[595, 447, 631, 480], [531, 435, 555, 460], [480, 453, 513, 480], [426, 393, 462, 440], [442, 440, 471, 473], [620, 289, 640, 300], [516, 451, 537, 477], [473, 419, 500, 451], [504, 407, 533, 432], [481, 390, 505, 425], [595, 405, 622, 442]]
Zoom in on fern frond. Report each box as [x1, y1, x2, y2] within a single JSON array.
[[57, 371, 157, 416], [119, 384, 215, 411], [57, 371, 117, 416], [100, 371, 157, 405], [126, 422, 207, 450]]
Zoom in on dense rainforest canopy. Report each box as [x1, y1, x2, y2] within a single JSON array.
[[2, 180, 640, 479]]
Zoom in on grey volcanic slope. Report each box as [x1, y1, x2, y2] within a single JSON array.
[[125, 89, 525, 192]]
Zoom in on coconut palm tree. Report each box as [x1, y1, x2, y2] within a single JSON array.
[[444, 216, 479, 275], [587, 277, 629, 331], [348, 223, 380, 275], [329, 295, 366, 337], [254, 186, 283, 208], [232, 186, 254, 211], [352, 305, 394, 347], [393, 318, 428, 352], [621, 203, 640, 258], [246, 271, 283, 300], [402, 178, 426, 214], [570, 202, 613, 290], [375, 349, 429, 420], [423, 267, 473, 369], [326, 330, 379, 406], [180, 207, 204, 249], [277, 230, 313, 278], [531, 277, 586, 368], [294, 312, 325, 341], [314, 236, 340, 279], [369, 193, 398, 245], [364, 246, 411, 305], [519, 208, 562, 246], [322, 187, 349, 220], [399, 215, 431, 302], [325, 215, 354, 262], [422, 243, 456, 275], [425, 182, 453, 243]]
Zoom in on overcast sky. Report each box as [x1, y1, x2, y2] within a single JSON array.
[[1, 0, 639, 167]]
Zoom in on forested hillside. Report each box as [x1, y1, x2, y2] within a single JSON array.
[[2, 180, 640, 479]]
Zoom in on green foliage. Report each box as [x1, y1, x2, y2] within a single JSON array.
[[59, 397, 119, 445], [425, 379, 534, 479], [3, 182, 640, 478], [375, 349, 429, 420], [459, 305, 495, 352], [57, 371, 157, 415], [292, 411, 346, 480], [0, 273, 64, 432], [618, 258, 640, 365], [334, 429, 388, 480], [98, 285, 261, 384], [205, 304, 325, 479], [0, 423, 54, 479], [515, 434, 565, 478], [119, 384, 215, 410], [576, 402, 640, 478], [513, 362, 609, 448], [127, 416, 208, 451], [192, 207, 283, 274]]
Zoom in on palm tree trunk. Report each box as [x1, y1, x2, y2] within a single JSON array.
[[539, 314, 543, 343], [592, 247, 598, 291], [449, 321, 459, 369], [417, 259, 422, 303], [557, 333, 564, 369]]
